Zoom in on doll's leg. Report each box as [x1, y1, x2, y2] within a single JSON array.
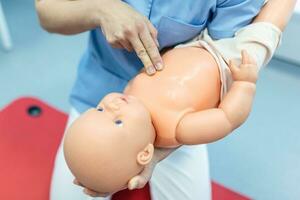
[[149, 145, 211, 200], [50, 108, 111, 200]]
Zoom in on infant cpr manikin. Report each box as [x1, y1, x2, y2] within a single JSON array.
[[64, 47, 257, 194]]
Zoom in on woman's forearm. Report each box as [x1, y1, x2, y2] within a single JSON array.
[[35, 0, 113, 34], [153, 146, 180, 163], [254, 0, 296, 31]]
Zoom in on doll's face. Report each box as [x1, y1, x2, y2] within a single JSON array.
[[64, 92, 155, 194], [94, 92, 153, 138]]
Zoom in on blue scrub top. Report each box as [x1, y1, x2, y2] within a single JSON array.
[[70, 0, 265, 113]]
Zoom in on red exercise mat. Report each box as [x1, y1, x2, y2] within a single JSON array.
[[0, 97, 67, 200], [0, 97, 250, 200]]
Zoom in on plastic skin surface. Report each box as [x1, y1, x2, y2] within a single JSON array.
[[64, 47, 257, 194]]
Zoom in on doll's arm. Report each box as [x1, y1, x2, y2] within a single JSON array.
[[176, 51, 257, 145]]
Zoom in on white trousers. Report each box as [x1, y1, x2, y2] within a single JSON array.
[[50, 108, 211, 200]]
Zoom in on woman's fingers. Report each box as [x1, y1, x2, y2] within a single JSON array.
[[119, 39, 133, 52], [139, 27, 163, 71], [99, 0, 163, 74], [128, 176, 139, 190], [146, 19, 159, 47], [83, 188, 99, 197], [109, 40, 123, 49], [128, 160, 156, 190], [130, 36, 156, 75], [74, 179, 110, 198], [83, 188, 110, 198], [128, 176, 147, 190], [73, 179, 83, 187]]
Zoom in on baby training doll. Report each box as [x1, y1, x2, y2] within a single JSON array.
[[63, 46, 258, 194]]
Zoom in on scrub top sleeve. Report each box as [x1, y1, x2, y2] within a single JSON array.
[[207, 0, 265, 40]]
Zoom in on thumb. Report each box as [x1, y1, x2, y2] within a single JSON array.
[[128, 166, 154, 190], [128, 176, 147, 190], [228, 59, 239, 74]]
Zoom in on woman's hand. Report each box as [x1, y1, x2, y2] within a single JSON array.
[[72, 160, 158, 197], [98, 0, 163, 75], [128, 146, 179, 189], [35, 0, 163, 75], [73, 146, 179, 197], [73, 179, 110, 198], [99, 0, 163, 75]]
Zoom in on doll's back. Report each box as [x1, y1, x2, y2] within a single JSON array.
[[125, 47, 221, 147]]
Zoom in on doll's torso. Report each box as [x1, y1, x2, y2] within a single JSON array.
[[125, 47, 221, 147]]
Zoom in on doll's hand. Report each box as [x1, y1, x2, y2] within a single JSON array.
[[229, 50, 258, 84]]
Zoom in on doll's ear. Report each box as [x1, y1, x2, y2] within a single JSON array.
[[136, 143, 154, 166]]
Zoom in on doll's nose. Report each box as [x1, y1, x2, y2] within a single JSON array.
[[104, 102, 119, 111], [104, 98, 123, 111]]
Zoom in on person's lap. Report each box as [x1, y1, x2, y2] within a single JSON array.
[[50, 108, 211, 200], [150, 145, 211, 200]]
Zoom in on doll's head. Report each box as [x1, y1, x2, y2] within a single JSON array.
[[63, 92, 156, 194]]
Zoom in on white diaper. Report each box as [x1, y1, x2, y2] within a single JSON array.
[[176, 22, 282, 100]]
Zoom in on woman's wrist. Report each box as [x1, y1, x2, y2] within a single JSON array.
[[93, 0, 121, 28], [36, 0, 113, 34], [154, 146, 180, 163]]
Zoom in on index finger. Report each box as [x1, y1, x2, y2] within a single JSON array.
[[139, 28, 163, 71], [130, 36, 156, 75]]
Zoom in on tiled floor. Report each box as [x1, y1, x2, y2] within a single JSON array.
[[1, 0, 300, 199]]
